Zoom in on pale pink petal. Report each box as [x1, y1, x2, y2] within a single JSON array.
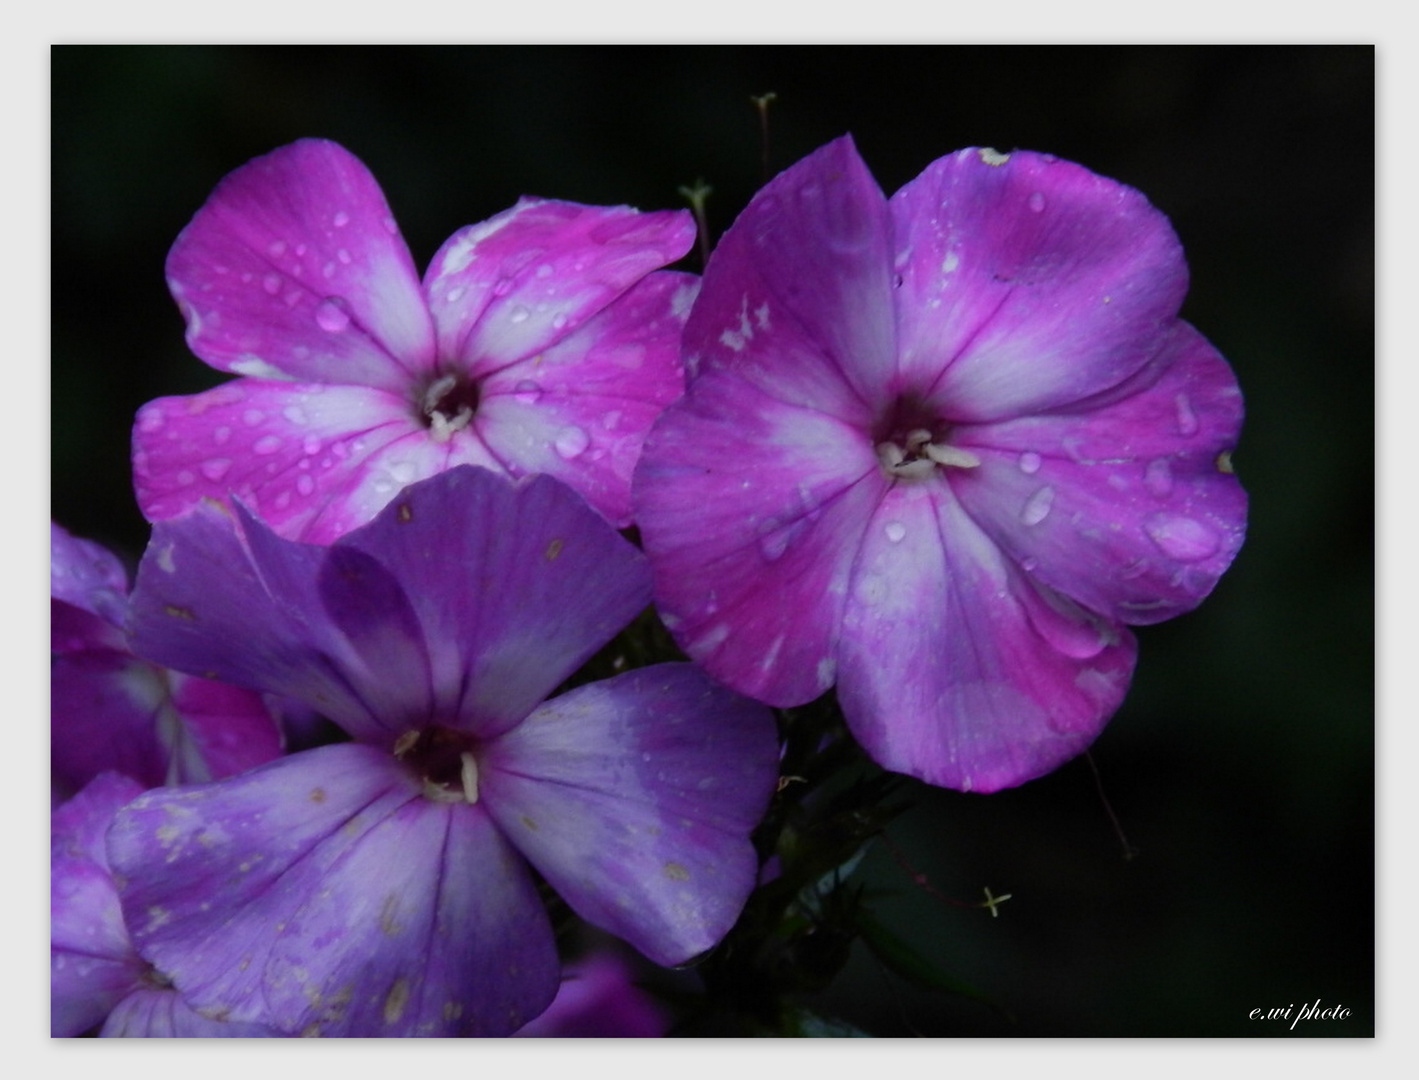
[[167, 673, 286, 781], [890, 147, 1188, 421], [683, 136, 895, 424], [477, 271, 696, 525], [836, 483, 1138, 792], [950, 322, 1247, 624], [166, 139, 435, 392], [634, 369, 885, 705], [133, 379, 421, 542], [425, 198, 695, 376], [481, 664, 777, 966]]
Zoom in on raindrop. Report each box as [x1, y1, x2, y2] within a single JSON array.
[[1174, 393, 1199, 437], [508, 305, 531, 324], [1018, 451, 1042, 475], [253, 435, 283, 456], [493, 278, 515, 297], [315, 298, 351, 333], [884, 521, 907, 543], [551, 312, 568, 330], [1028, 192, 1046, 213], [283, 405, 308, 425], [512, 380, 542, 404], [267, 240, 287, 258], [1020, 486, 1055, 526], [200, 458, 231, 482], [1144, 513, 1220, 562], [296, 475, 316, 497], [302, 436, 323, 455], [554, 426, 590, 459], [333, 211, 350, 228], [1144, 458, 1174, 498], [261, 273, 282, 296]]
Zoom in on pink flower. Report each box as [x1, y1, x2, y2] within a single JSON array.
[[633, 137, 1247, 793], [134, 139, 697, 542]]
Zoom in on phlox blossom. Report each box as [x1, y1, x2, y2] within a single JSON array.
[[107, 466, 778, 1036], [134, 139, 697, 542], [633, 137, 1247, 793]]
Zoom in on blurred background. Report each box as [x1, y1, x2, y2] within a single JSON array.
[[50, 45, 1373, 1037]]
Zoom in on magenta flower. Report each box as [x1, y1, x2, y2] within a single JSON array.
[[51, 522, 282, 798], [513, 951, 669, 1038], [134, 139, 697, 542], [51, 772, 281, 1038], [633, 137, 1247, 793], [107, 466, 778, 1036]]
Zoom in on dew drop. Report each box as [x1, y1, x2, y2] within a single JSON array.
[[176, 470, 195, 487], [200, 458, 231, 482], [551, 312, 568, 330], [941, 250, 961, 274], [508, 305, 531, 324], [296, 474, 315, 497], [267, 240, 287, 258], [242, 409, 266, 427], [283, 405, 308, 425], [302, 436, 322, 455], [1144, 458, 1174, 498], [1020, 486, 1055, 526], [1018, 451, 1042, 475], [758, 528, 791, 562], [253, 435, 283, 456], [1020, 555, 1039, 572], [315, 298, 351, 333], [884, 521, 907, 543], [1174, 393, 1199, 437], [445, 286, 465, 304], [332, 210, 350, 228], [337, 248, 352, 265], [512, 380, 541, 404], [1144, 513, 1220, 562], [554, 426, 590, 459], [261, 273, 282, 296], [492, 278, 515, 297], [214, 426, 231, 445], [1028, 192, 1046, 213]]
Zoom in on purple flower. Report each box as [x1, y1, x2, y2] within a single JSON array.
[[107, 466, 778, 1036], [51, 522, 282, 798], [51, 772, 281, 1037], [134, 139, 698, 542], [513, 951, 670, 1038], [633, 137, 1247, 793]]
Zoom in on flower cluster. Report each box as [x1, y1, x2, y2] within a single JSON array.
[[53, 134, 1246, 1037]]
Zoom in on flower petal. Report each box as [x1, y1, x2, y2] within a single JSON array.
[[166, 139, 435, 392], [890, 147, 1188, 421], [476, 271, 696, 526], [951, 322, 1248, 624], [339, 467, 653, 738], [132, 379, 426, 543], [51, 773, 147, 1037], [107, 745, 560, 1037], [425, 198, 695, 377], [635, 369, 884, 705], [128, 501, 401, 742], [836, 482, 1138, 792], [480, 664, 778, 966], [100, 988, 282, 1038], [50, 523, 129, 627], [684, 135, 895, 423]]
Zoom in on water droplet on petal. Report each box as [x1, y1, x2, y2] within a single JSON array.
[[315, 298, 351, 333], [1144, 458, 1174, 497], [302, 436, 322, 455], [1144, 513, 1220, 562], [1020, 486, 1055, 526], [1174, 393, 1199, 437], [884, 521, 907, 543], [200, 458, 231, 482], [332, 211, 350, 228], [493, 277, 515, 297], [261, 273, 282, 296], [554, 426, 589, 459], [551, 312, 568, 330], [296, 474, 315, 497], [1028, 191, 1046, 213], [253, 435, 283, 456], [283, 405, 308, 425], [508, 305, 531, 324], [267, 240, 287, 258], [1018, 451, 1042, 475]]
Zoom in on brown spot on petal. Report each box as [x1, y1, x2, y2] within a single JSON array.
[[545, 537, 564, 561], [664, 862, 691, 882], [164, 605, 195, 621]]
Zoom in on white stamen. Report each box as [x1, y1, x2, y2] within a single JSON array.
[[428, 407, 472, 443], [421, 374, 458, 415], [925, 443, 981, 469], [460, 752, 480, 804]]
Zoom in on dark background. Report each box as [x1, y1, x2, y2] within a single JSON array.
[[50, 45, 1374, 1037]]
